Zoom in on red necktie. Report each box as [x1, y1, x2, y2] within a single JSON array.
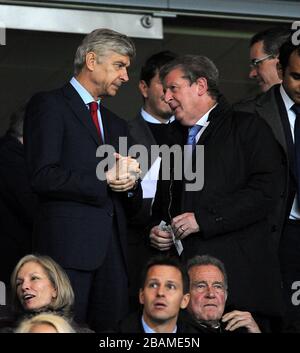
[[88, 101, 102, 142]]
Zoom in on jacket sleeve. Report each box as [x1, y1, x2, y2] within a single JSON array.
[[194, 115, 283, 239]]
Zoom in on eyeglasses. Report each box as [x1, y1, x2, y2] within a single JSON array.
[[250, 54, 274, 68]]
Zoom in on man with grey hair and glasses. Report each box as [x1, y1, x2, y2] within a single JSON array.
[[185, 255, 261, 333], [24, 28, 142, 332]]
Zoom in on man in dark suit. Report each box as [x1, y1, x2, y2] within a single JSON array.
[[127, 51, 177, 309], [149, 55, 284, 330], [24, 28, 142, 332], [119, 255, 190, 333], [0, 106, 37, 287], [235, 39, 300, 332]]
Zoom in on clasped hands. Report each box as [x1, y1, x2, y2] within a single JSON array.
[[106, 153, 141, 192], [150, 212, 200, 251]]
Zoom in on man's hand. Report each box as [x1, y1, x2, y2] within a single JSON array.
[[149, 225, 173, 251], [106, 153, 141, 192], [171, 212, 200, 240], [222, 310, 261, 333]]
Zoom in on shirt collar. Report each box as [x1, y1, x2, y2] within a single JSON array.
[[70, 77, 101, 105], [141, 315, 177, 333], [194, 103, 218, 126], [141, 108, 175, 124], [280, 84, 295, 113]]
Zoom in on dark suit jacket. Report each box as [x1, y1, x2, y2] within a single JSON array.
[[128, 114, 157, 226], [235, 85, 292, 240], [152, 96, 284, 317], [24, 83, 141, 271], [0, 134, 38, 284]]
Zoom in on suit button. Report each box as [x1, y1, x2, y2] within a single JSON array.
[[215, 217, 223, 222], [280, 192, 285, 198], [107, 211, 114, 217]]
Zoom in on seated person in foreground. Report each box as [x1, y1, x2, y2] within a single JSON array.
[[5, 254, 92, 332], [119, 255, 191, 333], [184, 254, 261, 333], [15, 312, 75, 333]]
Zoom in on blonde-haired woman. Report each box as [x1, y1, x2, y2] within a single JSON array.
[[15, 312, 75, 333], [11, 254, 74, 317]]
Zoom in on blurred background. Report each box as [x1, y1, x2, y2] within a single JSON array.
[[0, 0, 299, 134]]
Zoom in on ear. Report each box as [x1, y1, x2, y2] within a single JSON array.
[[224, 290, 228, 302], [195, 77, 208, 96], [139, 80, 149, 99], [277, 61, 283, 80], [180, 293, 190, 309], [85, 52, 97, 71], [52, 288, 57, 299], [139, 288, 145, 305]]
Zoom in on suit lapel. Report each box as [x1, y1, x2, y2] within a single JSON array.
[[62, 83, 101, 145], [256, 86, 287, 153], [100, 105, 121, 151]]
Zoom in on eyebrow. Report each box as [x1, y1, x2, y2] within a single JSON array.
[[113, 60, 128, 67], [192, 280, 224, 285], [147, 278, 179, 284], [290, 71, 300, 77]]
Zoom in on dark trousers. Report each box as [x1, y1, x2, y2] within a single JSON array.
[[66, 224, 129, 333], [279, 220, 300, 332]]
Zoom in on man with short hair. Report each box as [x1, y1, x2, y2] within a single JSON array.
[[149, 54, 284, 329], [24, 28, 142, 332], [186, 255, 261, 333], [119, 256, 190, 333], [236, 38, 300, 332], [248, 26, 290, 93], [127, 51, 177, 309]]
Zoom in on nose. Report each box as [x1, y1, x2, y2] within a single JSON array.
[[120, 68, 129, 82], [21, 279, 30, 292], [249, 66, 257, 79], [163, 89, 172, 103], [204, 286, 216, 298], [156, 285, 166, 297]]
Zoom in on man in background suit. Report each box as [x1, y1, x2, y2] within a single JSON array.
[[235, 39, 300, 332], [248, 26, 290, 93], [24, 28, 141, 332], [0, 106, 37, 287], [127, 51, 177, 309]]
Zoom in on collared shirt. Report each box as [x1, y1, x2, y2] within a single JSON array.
[[141, 108, 175, 124], [141, 316, 177, 333], [70, 77, 105, 142], [193, 103, 217, 144], [280, 84, 300, 220]]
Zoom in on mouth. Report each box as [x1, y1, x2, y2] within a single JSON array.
[[204, 304, 217, 308], [23, 293, 35, 303], [153, 301, 167, 310]]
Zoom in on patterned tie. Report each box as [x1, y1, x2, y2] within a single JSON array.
[[187, 125, 203, 149], [291, 104, 300, 205], [88, 101, 102, 142]]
